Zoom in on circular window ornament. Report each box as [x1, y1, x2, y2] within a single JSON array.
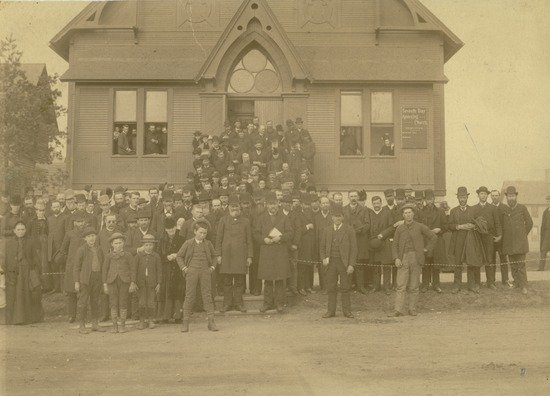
[[242, 49, 267, 73], [229, 69, 255, 93], [255, 69, 280, 93]]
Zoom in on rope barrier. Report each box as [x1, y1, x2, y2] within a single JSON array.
[[38, 258, 540, 276]]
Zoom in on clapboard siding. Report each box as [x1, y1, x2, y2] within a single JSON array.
[[138, 0, 177, 30], [432, 83, 445, 194], [307, 87, 336, 151], [173, 86, 201, 149], [287, 32, 376, 47], [75, 86, 110, 148], [255, 99, 283, 126]]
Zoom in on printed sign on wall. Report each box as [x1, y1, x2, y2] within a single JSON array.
[[401, 107, 428, 149]]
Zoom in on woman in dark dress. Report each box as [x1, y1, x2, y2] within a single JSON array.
[[1, 221, 44, 325]]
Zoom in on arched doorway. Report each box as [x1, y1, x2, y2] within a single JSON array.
[[226, 46, 283, 127]]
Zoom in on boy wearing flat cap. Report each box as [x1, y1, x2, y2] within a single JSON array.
[[132, 234, 162, 329], [102, 233, 134, 333], [74, 227, 105, 334]]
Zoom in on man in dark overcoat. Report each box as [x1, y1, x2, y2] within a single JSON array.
[[539, 195, 550, 271], [215, 195, 253, 312], [368, 196, 394, 294], [343, 190, 370, 294], [473, 186, 502, 289], [47, 200, 66, 293], [255, 192, 293, 313], [501, 186, 533, 294]]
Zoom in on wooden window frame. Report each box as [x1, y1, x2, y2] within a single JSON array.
[[110, 87, 172, 158], [369, 89, 397, 159], [337, 89, 367, 159]]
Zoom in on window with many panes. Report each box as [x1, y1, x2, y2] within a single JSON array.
[[340, 91, 363, 156], [144, 91, 169, 155], [113, 90, 137, 155], [371, 92, 395, 157]]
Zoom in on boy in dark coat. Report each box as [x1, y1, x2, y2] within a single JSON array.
[[132, 234, 162, 329]]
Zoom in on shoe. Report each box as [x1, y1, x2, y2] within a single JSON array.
[[321, 289, 327, 295], [181, 320, 189, 333], [506, 281, 514, 288], [136, 321, 147, 330], [119, 309, 128, 333], [409, 310, 418, 316], [252, 292, 261, 296], [276, 306, 284, 314], [259, 305, 271, 313], [68, 317, 75, 323], [236, 305, 247, 313], [322, 312, 335, 318], [343, 312, 354, 319], [207, 316, 219, 332], [78, 323, 90, 334], [434, 287, 442, 293], [173, 319, 182, 324], [357, 287, 368, 295], [220, 306, 230, 313], [383, 288, 391, 295], [451, 288, 460, 294], [306, 288, 314, 294], [488, 284, 497, 290], [91, 320, 105, 332], [148, 321, 156, 329], [298, 289, 307, 296], [521, 287, 528, 295], [420, 286, 428, 293], [110, 309, 119, 333], [387, 311, 403, 317], [538, 267, 545, 271]]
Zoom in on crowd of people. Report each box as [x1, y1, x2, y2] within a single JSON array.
[[0, 115, 545, 332]]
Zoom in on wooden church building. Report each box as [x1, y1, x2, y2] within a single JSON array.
[[50, 0, 462, 194]]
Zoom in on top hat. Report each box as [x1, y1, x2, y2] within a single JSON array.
[[395, 188, 406, 200], [423, 189, 435, 199], [456, 186, 470, 196], [227, 195, 240, 206], [414, 190, 424, 201]]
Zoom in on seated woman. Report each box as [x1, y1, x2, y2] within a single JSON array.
[[2, 221, 44, 325]]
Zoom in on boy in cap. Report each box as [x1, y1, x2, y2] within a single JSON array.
[[176, 220, 219, 332], [132, 234, 162, 329], [74, 227, 105, 333], [103, 233, 134, 333]]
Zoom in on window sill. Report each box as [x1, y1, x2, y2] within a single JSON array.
[[339, 155, 365, 159], [370, 155, 396, 159], [111, 154, 170, 158]]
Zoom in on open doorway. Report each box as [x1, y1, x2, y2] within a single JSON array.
[[227, 100, 254, 127]]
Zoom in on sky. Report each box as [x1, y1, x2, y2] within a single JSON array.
[[0, 0, 548, 203]]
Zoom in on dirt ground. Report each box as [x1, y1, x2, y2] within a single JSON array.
[[1, 281, 550, 395]]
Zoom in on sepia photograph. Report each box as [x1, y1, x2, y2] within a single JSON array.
[[0, 0, 548, 394]]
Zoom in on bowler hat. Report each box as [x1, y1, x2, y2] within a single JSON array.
[[456, 186, 470, 196], [384, 189, 395, 198], [9, 194, 22, 206], [72, 210, 87, 222], [75, 193, 86, 204], [137, 209, 151, 219], [84, 185, 93, 192], [505, 186, 518, 196], [64, 189, 75, 200], [82, 227, 96, 238], [265, 192, 278, 203], [109, 232, 126, 243], [141, 234, 158, 244], [173, 193, 183, 202], [295, 117, 303, 124], [476, 186, 490, 195], [281, 195, 292, 203], [276, 124, 283, 131], [414, 190, 424, 201], [193, 130, 202, 136], [331, 207, 344, 217], [164, 217, 176, 229], [227, 195, 240, 206], [138, 197, 149, 206]]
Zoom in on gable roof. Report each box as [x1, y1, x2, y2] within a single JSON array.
[[501, 181, 550, 205], [19, 63, 47, 85], [407, 0, 464, 62], [196, 0, 310, 83]]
